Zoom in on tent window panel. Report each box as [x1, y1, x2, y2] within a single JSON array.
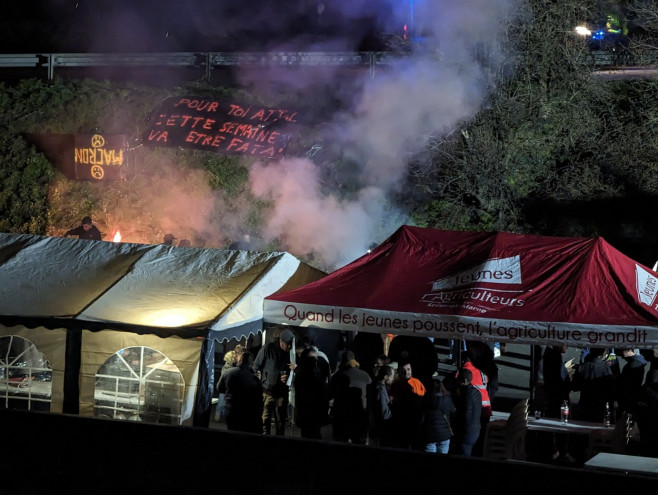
[[94, 346, 185, 424], [0, 336, 53, 412]]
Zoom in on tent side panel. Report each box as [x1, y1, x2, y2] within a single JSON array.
[[79, 330, 202, 425], [0, 325, 67, 413]]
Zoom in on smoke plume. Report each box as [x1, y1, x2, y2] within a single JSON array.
[[50, 0, 520, 271], [242, 0, 520, 270]]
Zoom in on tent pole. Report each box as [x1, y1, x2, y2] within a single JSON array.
[[193, 336, 214, 427], [529, 344, 537, 404]]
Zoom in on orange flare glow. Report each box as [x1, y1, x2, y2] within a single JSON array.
[[113, 231, 121, 242]]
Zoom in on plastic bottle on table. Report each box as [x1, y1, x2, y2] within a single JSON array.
[[560, 400, 570, 423], [604, 402, 612, 427]]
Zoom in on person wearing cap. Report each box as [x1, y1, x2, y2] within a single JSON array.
[[64, 216, 102, 241], [253, 327, 297, 435], [327, 350, 372, 444]]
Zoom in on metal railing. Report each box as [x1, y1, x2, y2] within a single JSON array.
[[1, 50, 655, 82], [0, 52, 400, 80]]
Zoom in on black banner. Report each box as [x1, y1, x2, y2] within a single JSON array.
[[143, 97, 298, 159], [74, 134, 127, 181]]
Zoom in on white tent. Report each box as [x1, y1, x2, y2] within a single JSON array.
[[0, 233, 325, 425]]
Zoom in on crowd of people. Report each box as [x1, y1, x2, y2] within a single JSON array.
[[213, 329, 658, 461], [212, 329, 658, 465], [540, 344, 658, 460], [214, 329, 503, 458]]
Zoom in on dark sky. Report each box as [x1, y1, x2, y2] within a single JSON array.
[[0, 0, 400, 53]]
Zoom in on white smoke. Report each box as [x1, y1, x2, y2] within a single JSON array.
[[246, 0, 520, 270], [249, 157, 392, 269]]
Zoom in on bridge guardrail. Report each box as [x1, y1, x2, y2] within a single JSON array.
[[0, 52, 398, 80]]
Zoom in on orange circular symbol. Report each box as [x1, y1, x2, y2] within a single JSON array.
[[91, 134, 105, 148], [91, 165, 105, 180]]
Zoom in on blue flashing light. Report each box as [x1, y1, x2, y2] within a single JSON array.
[[592, 30, 605, 40]]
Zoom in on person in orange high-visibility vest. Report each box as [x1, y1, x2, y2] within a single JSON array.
[[456, 351, 492, 457]]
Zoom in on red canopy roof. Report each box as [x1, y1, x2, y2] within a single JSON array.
[[264, 225, 658, 348]]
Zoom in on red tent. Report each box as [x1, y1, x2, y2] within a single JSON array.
[[264, 225, 658, 348]]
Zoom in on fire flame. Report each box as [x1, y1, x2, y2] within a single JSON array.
[[113, 231, 122, 243]]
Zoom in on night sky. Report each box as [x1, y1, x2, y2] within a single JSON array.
[[0, 0, 398, 53]]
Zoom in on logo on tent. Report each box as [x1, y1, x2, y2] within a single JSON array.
[[422, 255, 525, 313], [636, 264, 658, 307], [431, 255, 522, 290]]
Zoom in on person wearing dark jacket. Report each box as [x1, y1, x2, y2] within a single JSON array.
[[543, 345, 572, 417], [571, 347, 615, 422], [328, 350, 372, 445], [542, 344, 575, 463], [64, 216, 102, 241], [422, 378, 456, 454], [452, 368, 481, 457], [217, 351, 262, 433], [214, 346, 244, 422], [457, 351, 492, 457], [253, 328, 296, 435], [367, 364, 395, 447], [617, 348, 648, 415], [635, 370, 658, 457], [293, 346, 330, 439]]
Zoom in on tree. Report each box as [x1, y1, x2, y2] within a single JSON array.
[[404, 0, 658, 263]]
